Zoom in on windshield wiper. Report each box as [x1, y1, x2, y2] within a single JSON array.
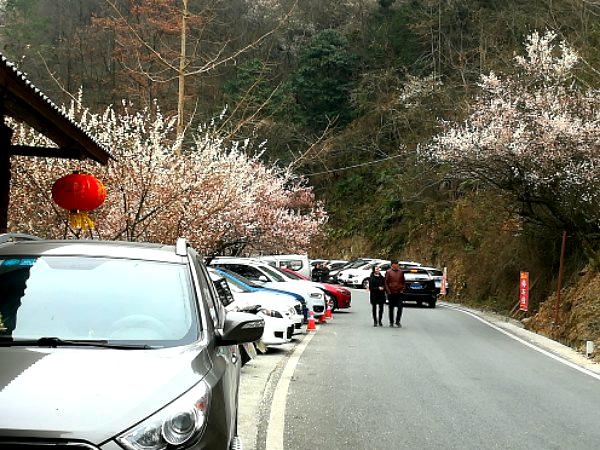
[[0, 336, 156, 349]]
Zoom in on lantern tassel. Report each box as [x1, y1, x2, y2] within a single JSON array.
[[68, 211, 95, 231]]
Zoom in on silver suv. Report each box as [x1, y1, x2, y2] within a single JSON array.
[[0, 233, 263, 450]]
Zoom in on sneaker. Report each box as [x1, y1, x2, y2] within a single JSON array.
[[396, 323, 402, 328], [378, 321, 383, 326], [389, 323, 394, 327], [373, 323, 378, 327]]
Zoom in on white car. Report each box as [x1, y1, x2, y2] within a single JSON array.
[[208, 269, 297, 346], [216, 269, 304, 333], [209, 258, 327, 317], [338, 260, 389, 289], [258, 254, 311, 279]]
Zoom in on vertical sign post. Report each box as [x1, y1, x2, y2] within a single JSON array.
[[440, 267, 448, 296], [519, 271, 529, 312]]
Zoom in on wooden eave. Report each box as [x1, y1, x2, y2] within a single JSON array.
[[0, 54, 114, 165]]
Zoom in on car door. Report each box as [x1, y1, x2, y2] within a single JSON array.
[[192, 255, 240, 444]]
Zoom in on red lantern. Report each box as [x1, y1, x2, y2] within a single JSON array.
[[51, 172, 106, 230]]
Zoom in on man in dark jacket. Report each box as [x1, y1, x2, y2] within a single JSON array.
[[384, 260, 406, 327]]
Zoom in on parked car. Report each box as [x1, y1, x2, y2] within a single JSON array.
[[402, 266, 439, 308], [208, 268, 297, 348], [213, 266, 307, 319], [279, 267, 352, 310], [210, 267, 304, 333], [0, 233, 263, 450], [257, 254, 311, 279], [338, 260, 390, 289], [209, 257, 327, 317], [326, 260, 348, 272], [327, 258, 376, 284], [420, 266, 449, 294]]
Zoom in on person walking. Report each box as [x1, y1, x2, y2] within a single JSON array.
[[368, 265, 386, 326], [384, 260, 406, 327]]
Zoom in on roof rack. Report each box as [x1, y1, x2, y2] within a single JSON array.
[[175, 237, 189, 256], [0, 233, 42, 244]]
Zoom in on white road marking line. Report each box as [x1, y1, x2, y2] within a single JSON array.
[[265, 330, 317, 450], [443, 304, 600, 382]]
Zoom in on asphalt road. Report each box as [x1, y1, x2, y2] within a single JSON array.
[[283, 290, 600, 450]]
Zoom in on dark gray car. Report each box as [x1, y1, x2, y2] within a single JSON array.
[[0, 234, 263, 450]]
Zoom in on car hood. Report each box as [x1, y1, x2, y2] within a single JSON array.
[[263, 281, 324, 304], [0, 344, 212, 444], [231, 292, 297, 309]]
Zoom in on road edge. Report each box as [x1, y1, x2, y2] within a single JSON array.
[[441, 301, 600, 380], [263, 329, 317, 450]]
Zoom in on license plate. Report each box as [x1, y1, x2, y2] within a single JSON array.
[[434, 281, 441, 288], [410, 282, 422, 289]]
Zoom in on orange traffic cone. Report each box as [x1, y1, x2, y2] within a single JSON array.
[[325, 303, 333, 320], [307, 311, 316, 331], [318, 313, 327, 324]]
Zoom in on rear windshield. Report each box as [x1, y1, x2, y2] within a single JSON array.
[[0, 256, 198, 346]]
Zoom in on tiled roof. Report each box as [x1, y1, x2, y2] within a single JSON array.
[[0, 53, 114, 164]]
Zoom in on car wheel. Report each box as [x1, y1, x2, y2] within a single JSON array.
[[239, 345, 251, 366], [417, 300, 423, 307], [428, 297, 437, 308], [362, 278, 369, 289], [332, 298, 338, 311]]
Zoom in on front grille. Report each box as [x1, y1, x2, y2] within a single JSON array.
[[274, 331, 284, 338], [313, 305, 324, 313], [0, 442, 98, 450]]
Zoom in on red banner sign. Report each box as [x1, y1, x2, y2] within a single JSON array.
[[519, 271, 529, 311]]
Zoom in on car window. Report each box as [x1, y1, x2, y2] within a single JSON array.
[[196, 263, 224, 329], [280, 259, 303, 271], [0, 256, 198, 346], [219, 263, 268, 282], [257, 264, 286, 281], [279, 269, 302, 280], [212, 278, 235, 306], [216, 268, 263, 289]]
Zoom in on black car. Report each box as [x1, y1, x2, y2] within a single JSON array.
[[402, 267, 439, 308], [0, 233, 263, 450]]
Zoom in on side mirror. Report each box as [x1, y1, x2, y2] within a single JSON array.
[[217, 311, 264, 346], [258, 275, 269, 283]]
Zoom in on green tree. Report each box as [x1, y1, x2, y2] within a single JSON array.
[[292, 29, 358, 131]]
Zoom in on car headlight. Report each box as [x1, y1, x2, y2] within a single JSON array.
[[309, 292, 323, 299], [260, 308, 283, 318], [117, 380, 210, 450]]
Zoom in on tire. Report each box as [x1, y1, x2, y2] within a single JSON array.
[[428, 297, 437, 308], [362, 278, 369, 289], [239, 345, 251, 366]]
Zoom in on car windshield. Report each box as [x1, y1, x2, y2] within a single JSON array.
[[258, 264, 286, 282], [0, 256, 198, 347], [279, 269, 303, 280], [221, 273, 252, 293], [215, 267, 265, 289]]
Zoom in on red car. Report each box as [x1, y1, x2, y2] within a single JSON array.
[[280, 267, 352, 310]]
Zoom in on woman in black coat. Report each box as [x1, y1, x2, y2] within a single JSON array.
[[368, 265, 386, 326]]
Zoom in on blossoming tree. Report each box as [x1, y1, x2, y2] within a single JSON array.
[[8, 96, 327, 255], [427, 31, 599, 261]]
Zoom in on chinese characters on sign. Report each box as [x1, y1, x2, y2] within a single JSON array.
[[519, 271, 529, 312]]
